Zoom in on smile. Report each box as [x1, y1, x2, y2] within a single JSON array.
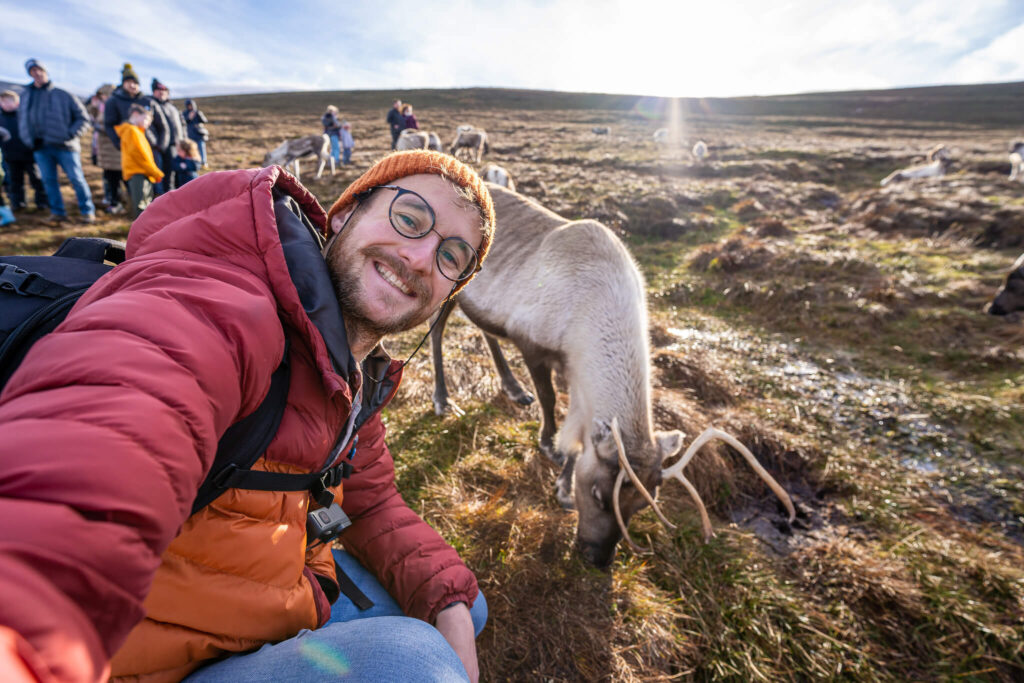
[[375, 262, 413, 296]]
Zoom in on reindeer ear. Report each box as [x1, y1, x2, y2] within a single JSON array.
[[655, 430, 685, 459]]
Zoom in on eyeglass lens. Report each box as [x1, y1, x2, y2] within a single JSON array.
[[388, 190, 477, 281]]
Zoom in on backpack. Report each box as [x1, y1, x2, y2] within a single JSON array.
[[0, 237, 352, 517], [1, 236, 374, 608]]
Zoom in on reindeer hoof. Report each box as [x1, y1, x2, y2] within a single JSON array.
[[433, 398, 465, 418], [539, 441, 564, 465], [514, 392, 535, 406]]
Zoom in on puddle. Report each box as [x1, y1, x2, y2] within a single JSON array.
[[666, 325, 1024, 542]]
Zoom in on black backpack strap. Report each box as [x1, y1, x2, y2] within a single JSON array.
[[333, 557, 375, 610], [0, 264, 78, 300], [190, 337, 293, 514], [52, 237, 127, 264]]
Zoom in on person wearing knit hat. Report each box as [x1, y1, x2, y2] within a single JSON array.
[[0, 151, 494, 682], [145, 77, 183, 194], [18, 56, 96, 222], [323, 149, 494, 358], [121, 61, 140, 84]]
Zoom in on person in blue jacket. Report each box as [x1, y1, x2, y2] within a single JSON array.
[[18, 58, 95, 224]]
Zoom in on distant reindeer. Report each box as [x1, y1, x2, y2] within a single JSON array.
[[450, 126, 489, 163], [396, 129, 430, 151], [987, 252, 1024, 316], [262, 133, 333, 182], [692, 140, 708, 162], [479, 163, 515, 191], [592, 126, 611, 135], [880, 144, 951, 186], [430, 184, 794, 566], [653, 128, 669, 143], [1009, 141, 1024, 181], [427, 131, 443, 152]]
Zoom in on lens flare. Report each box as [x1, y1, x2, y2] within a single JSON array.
[[298, 639, 351, 676]]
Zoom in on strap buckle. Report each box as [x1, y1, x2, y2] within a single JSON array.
[[0, 264, 33, 295]]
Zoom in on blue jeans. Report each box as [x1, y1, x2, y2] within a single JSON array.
[[33, 145, 95, 217], [190, 134, 208, 165], [342, 146, 352, 165], [328, 133, 341, 165], [182, 550, 486, 682]]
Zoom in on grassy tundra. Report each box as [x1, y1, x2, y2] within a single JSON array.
[[5, 83, 1023, 680]]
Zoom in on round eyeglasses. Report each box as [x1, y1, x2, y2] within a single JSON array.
[[368, 185, 480, 282]]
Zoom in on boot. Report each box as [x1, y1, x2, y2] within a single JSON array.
[[0, 206, 15, 226]]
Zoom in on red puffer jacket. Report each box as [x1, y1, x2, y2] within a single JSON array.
[[0, 166, 477, 683]]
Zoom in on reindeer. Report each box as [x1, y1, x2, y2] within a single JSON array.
[[396, 129, 430, 151], [879, 144, 952, 186], [479, 163, 515, 191], [450, 126, 489, 163], [427, 131, 443, 152], [262, 133, 334, 182], [1009, 141, 1024, 181], [692, 140, 708, 162], [430, 184, 794, 566], [987, 252, 1024, 316]]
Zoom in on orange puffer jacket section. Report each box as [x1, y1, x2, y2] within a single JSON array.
[[0, 167, 477, 683]]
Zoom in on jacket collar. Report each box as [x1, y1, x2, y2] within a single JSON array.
[[272, 190, 398, 419]]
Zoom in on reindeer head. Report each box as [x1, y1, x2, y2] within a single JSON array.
[[574, 418, 796, 568], [572, 419, 683, 567]]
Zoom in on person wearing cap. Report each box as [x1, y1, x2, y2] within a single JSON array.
[[16, 58, 95, 223], [0, 150, 495, 683], [145, 78, 183, 194], [104, 63, 167, 155]]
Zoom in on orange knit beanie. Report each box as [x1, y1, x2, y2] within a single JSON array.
[[326, 151, 496, 282]]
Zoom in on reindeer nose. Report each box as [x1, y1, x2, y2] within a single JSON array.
[[577, 538, 616, 569]]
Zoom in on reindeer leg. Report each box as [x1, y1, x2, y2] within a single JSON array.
[[293, 159, 301, 183], [483, 334, 534, 406], [316, 158, 325, 179], [429, 301, 463, 416], [524, 356, 561, 464], [555, 452, 577, 509]]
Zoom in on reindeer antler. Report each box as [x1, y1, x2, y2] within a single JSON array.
[[611, 421, 796, 551]]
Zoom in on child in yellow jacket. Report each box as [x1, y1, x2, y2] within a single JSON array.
[[115, 104, 164, 218]]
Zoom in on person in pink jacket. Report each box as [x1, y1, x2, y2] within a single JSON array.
[[0, 151, 495, 683]]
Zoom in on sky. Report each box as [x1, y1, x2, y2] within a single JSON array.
[[2, 0, 1024, 98]]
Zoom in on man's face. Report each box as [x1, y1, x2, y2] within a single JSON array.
[[153, 87, 169, 102], [393, 100, 402, 110], [29, 67, 47, 87], [325, 173, 482, 339], [123, 79, 140, 96]]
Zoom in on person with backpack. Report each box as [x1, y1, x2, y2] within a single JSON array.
[[0, 149, 493, 683]]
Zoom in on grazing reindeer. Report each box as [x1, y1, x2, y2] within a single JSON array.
[[430, 185, 794, 566], [396, 129, 430, 151], [880, 144, 951, 186], [1008, 141, 1024, 181], [692, 140, 708, 162], [262, 134, 334, 182], [450, 126, 489, 163], [480, 163, 515, 191], [987, 252, 1024, 316], [427, 131, 443, 152]]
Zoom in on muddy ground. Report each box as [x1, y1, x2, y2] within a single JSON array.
[[4, 88, 1023, 681]]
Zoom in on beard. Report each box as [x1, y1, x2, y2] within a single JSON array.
[[325, 229, 435, 345]]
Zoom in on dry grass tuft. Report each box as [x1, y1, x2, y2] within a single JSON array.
[[652, 349, 740, 407]]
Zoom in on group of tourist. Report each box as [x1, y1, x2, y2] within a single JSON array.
[[386, 98, 420, 149], [320, 104, 354, 166], [0, 58, 213, 226]]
